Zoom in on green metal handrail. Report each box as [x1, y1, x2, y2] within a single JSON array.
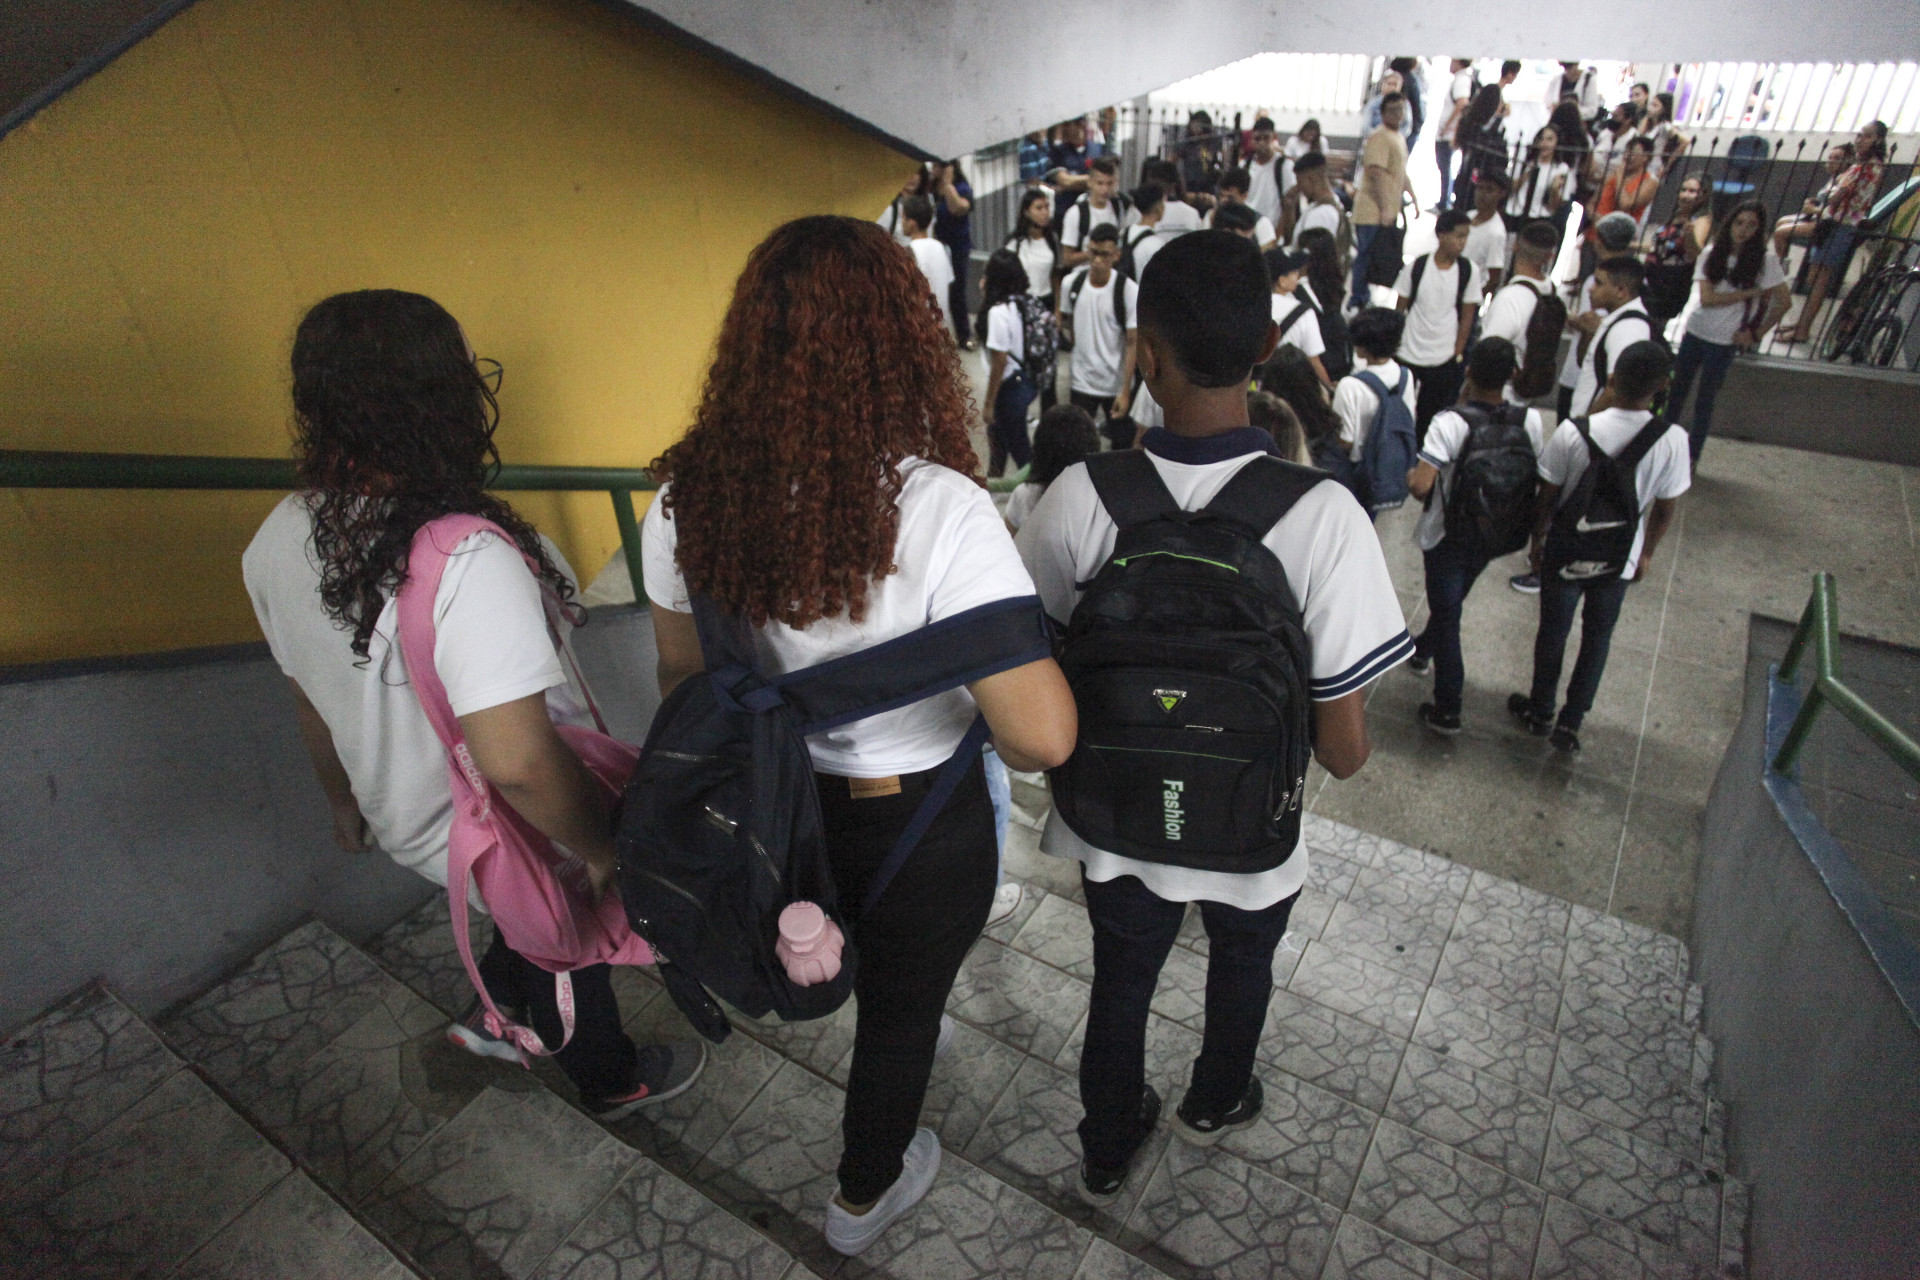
[[0, 448, 658, 601], [1772, 572, 1920, 783]]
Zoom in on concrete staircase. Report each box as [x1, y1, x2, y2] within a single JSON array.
[[0, 813, 1748, 1279]]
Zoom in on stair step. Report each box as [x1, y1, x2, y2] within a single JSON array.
[[174, 1170, 416, 1280]]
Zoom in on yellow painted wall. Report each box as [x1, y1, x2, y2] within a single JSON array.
[[0, 0, 908, 664]]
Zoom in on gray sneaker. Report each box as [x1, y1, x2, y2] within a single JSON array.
[[586, 1040, 707, 1120]]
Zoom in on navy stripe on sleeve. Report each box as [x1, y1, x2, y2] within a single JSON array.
[[1311, 630, 1415, 700]]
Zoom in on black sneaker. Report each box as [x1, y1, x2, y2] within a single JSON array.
[[1509, 572, 1541, 595], [1507, 693, 1552, 737], [1418, 703, 1461, 736], [1551, 723, 1582, 754], [585, 1040, 708, 1120], [1173, 1075, 1263, 1148], [1079, 1086, 1161, 1207], [1406, 654, 1432, 675]]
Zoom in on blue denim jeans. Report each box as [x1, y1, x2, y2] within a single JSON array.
[[1349, 224, 1382, 311], [1414, 532, 1496, 717], [1528, 574, 1632, 731], [982, 745, 1010, 887], [1077, 871, 1296, 1167], [1669, 332, 1737, 462], [989, 375, 1036, 474]]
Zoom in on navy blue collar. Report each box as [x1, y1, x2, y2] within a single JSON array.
[[1142, 426, 1278, 465]]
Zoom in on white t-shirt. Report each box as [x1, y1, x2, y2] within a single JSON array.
[[1157, 202, 1206, 235], [1537, 410, 1692, 580], [1463, 215, 1510, 289], [642, 461, 1036, 776], [1062, 267, 1139, 397], [1394, 255, 1479, 367], [1559, 276, 1597, 389], [1013, 234, 1056, 300], [1247, 155, 1285, 223], [1686, 248, 1787, 346], [985, 299, 1033, 385], [1572, 301, 1653, 417], [1062, 196, 1121, 250], [1446, 70, 1476, 141], [1332, 361, 1417, 459], [1283, 136, 1317, 161], [1121, 223, 1164, 279], [1003, 481, 1043, 532], [1209, 208, 1278, 247], [1507, 163, 1571, 219], [1290, 199, 1342, 248], [1482, 277, 1551, 405], [1272, 287, 1326, 359], [1014, 429, 1412, 908], [1414, 406, 1547, 551], [910, 237, 955, 334], [243, 496, 595, 893]]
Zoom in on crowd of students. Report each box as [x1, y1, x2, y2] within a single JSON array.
[[236, 65, 1886, 1264]]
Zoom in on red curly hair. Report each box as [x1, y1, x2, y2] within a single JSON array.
[[652, 215, 980, 628]]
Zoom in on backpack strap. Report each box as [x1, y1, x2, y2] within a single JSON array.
[[1280, 298, 1315, 336], [1590, 306, 1648, 391], [1086, 448, 1180, 529], [1614, 416, 1671, 472], [1201, 455, 1327, 536], [1410, 253, 1428, 297], [1352, 368, 1388, 400]]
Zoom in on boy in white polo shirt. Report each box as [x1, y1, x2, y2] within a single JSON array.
[[1017, 230, 1409, 1205]]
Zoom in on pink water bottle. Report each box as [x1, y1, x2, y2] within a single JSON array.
[[775, 901, 845, 987]]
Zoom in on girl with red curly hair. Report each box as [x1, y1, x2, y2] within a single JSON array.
[[641, 216, 1076, 1253]]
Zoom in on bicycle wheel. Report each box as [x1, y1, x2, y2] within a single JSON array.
[[1821, 271, 1887, 361], [1860, 314, 1904, 368]]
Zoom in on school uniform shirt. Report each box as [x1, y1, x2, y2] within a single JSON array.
[[1062, 196, 1121, 250], [1282, 135, 1317, 161], [1246, 155, 1286, 223], [1157, 201, 1206, 235], [1507, 163, 1572, 219], [1558, 276, 1597, 391], [910, 237, 956, 334], [985, 299, 1033, 387], [1127, 225, 1168, 278], [1290, 199, 1343, 248], [1272, 284, 1327, 359], [1012, 234, 1056, 299], [1537, 409, 1691, 581], [1686, 248, 1787, 346], [1206, 208, 1278, 247], [1393, 255, 1479, 367], [1571, 300, 1652, 418], [1463, 214, 1509, 288], [1332, 360, 1417, 460], [1445, 69, 1476, 140], [1003, 481, 1043, 532], [1481, 277, 1550, 406], [1062, 267, 1139, 397], [642, 460, 1036, 776], [1414, 406, 1549, 551], [243, 497, 595, 895], [1015, 427, 1412, 908]]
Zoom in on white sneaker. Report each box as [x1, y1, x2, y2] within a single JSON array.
[[825, 1127, 942, 1255], [985, 882, 1023, 929], [935, 1013, 956, 1062]]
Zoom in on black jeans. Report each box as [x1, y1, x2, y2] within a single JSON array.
[[1403, 358, 1465, 444], [1069, 390, 1134, 451], [1414, 532, 1496, 717], [988, 375, 1036, 476], [1528, 573, 1632, 731], [821, 757, 997, 1204], [478, 926, 636, 1099], [1078, 871, 1297, 1168], [944, 244, 972, 344]]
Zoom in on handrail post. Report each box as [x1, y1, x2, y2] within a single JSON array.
[[1772, 572, 1832, 774], [608, 489, 645, 606], [1777, 571, 1827, 682]]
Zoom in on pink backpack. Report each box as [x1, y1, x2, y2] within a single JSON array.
[[396, 514, 653, 1059]]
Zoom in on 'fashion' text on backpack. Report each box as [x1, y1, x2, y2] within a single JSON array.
[[1443, 403, 1538, 554], [1509, 278, 1570, 400], [615, 595, 1051, 1040], [1541, 416, 1669, 581], [1352, 367, 1419, 512], [1050, 452, 1323, 874]]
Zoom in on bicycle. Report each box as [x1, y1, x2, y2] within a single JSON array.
[[1819, 258, 1920, 368]]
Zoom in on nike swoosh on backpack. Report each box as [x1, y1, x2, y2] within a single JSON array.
[[1574, 516, 1630, 533]]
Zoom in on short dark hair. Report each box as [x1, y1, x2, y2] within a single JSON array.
[[1220, 167, 1252, 194], [1625, 136, 1655, 154], [1477, 170, 1512, 192], [1517, 222, 1560, 259], [1141, 158, 1181, 188], [1435, 209, 1471, 235], [1612, 340, 1673, 400], [1348, 307, 1405, 359], [901, 194, 934, 229], [1132, 182, 1165, 213], [1137, 230, 1273, 388], [1214, 202, 1260, 234], [1466, 337, 1520, 389], [1380, 91, 1406, 109], [1029, 404, 1100, 488], [1294, 151, 1328, 175], [1595, 257, 1645, 295], [1631, 81, 1651, 94], [1264, 246, 1310, 279], [1087, 222, 1121, 247], [1501, 59, 1523, 78], [1089, 154, 1119, 177], [1253, 116, 1276, 133]]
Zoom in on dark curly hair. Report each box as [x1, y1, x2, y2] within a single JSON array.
[[291, 289, 575, 659], [1029, 404, 1099, 488], [651, 216, 979, 629]]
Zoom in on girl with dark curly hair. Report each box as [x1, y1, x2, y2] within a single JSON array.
[[642, 216, 1076, 1254], [244, 288, 700, 1116]]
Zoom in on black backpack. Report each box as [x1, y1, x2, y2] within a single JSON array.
[[1443, 402, 1538, 554], [1589, 306, 1665, 392], [1067, 193, 1132, 249], [616, 594, 1051, 1040], [1050, 452, 1321, 875], [1013, 294, 1059, 388], [1117, 224, 1156, 281], [1541, 417, 1669, 582], [1407, 252, 1474, 313], [1509, 279, 1570, 400], [1064, 266, 1129, 343], [1276, 291, 1353, 381]]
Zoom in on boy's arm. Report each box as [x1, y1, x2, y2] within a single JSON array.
[[289, 679, 373, 852], [1636, 497, 1680, 579], [1454, 302, 1479, 360], [1407, 459, 1440, 500], [1114, 330, 1139, 415], [1312, 692, 1370, 779], [1528, 481, 1563, 570]]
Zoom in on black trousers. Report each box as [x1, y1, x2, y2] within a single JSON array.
[[478, 927, 637, 1099], [944, 245, 972, 344], [821, 756, 997, 1204], [1403, 358, 1465, 444], [1070, 390, 1135, 451], [1078, 871, 1297, 1168]]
